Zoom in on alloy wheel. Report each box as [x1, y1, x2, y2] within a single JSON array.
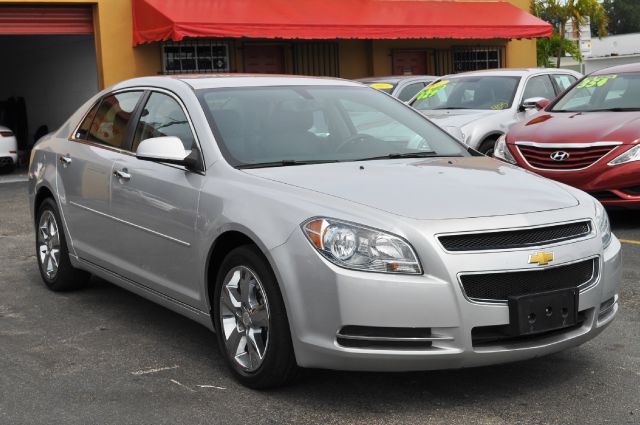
[[219, 266, 271, 372], [37, 210, 61, 279]]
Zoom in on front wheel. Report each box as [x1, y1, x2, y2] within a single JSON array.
[[213, 245, 298, 389], [479, 136, 499, 156], [35, 198, 90, 291]]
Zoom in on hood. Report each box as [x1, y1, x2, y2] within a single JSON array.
[[243, 157, 579, 220], [510, 111, 640, 144], [420, 109, 503, 129]]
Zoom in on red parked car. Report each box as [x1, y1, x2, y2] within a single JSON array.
[[495, 63, 640, 209]]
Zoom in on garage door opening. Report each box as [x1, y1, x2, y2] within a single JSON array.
[[0, 6, 99, 169]]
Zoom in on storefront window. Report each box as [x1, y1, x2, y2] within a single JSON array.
[[162, 40, 231, 74], [452, 47, 502, 73]]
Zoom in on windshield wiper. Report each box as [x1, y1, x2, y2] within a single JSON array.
[[237, 159, 339, 169], [586, 107, 640, 112], [354, 151, 459, 161], [430, 107, 472, 110]]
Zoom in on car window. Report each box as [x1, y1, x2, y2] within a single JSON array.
[[411, 76, 520, 111], [88, 91, 143, 149], [198, 85, 468, 167], [132, 92, 195, 152], [552, 72, 640, 112], [75, 101, 100, 140], [522, 75, 556, 101], [552, 74, 577, 92], [340, 99, 429, 150], [397, 82, 425, 102]]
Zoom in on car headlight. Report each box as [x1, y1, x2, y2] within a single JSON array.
[[302, 218, 422, 274], [594, 201, 612, 249], [608, 144, 640, 166], [493, 134, 516, 164]]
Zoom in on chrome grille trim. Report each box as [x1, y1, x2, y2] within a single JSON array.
[[515, 141, 621, 172]]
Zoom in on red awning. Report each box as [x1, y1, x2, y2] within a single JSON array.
[[0, 6, 93, 35], [132, 0, 552, 45]]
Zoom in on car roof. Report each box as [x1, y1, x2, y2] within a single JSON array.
[[356, 75, 437, 83], [441, 68, 580, 79], [592, 63, 640, 75], [112, 74, 363, 91]]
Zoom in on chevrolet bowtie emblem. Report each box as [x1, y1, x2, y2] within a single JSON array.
[[529, 251, 554, 266]]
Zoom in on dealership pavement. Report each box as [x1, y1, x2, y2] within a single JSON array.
[[1, 180, 639, 425]]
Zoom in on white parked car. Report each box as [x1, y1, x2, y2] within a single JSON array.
[[0, 125, 18, 171], [409, 68, 582, 154]]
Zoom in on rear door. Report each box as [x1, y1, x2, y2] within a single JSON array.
[[57, 91, 143, 267], [108, 90, 205, 308]]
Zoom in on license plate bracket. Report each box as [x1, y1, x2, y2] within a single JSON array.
[[508, 288, 579, 336]]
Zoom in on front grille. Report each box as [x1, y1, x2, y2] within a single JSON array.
[[589, 191, 621, 201], [517, 144, 617, 170], [459, 258, 597, 302], [622, 186, 640, 196], [439, 221, 591, 252]]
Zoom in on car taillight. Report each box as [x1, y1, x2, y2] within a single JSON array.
[[0, 130, 13, 137]]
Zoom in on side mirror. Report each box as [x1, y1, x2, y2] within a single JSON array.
[[136, 136, 203, 172], [521, 97, 550, 111]]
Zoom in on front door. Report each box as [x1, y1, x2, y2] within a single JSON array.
[[57, 91, 143, 267], [243, 45, 285, 74], [393, 51, 427, 76], [108, 91, 204, 308]]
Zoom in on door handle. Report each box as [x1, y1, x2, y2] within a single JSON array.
[[59, 155, 72, 166], [113, 169, 131, 181]]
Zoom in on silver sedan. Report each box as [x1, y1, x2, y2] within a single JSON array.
[[28, 75, 621, 388]]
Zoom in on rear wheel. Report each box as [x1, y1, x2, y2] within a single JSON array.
[[213, 245, 298, 389], [36, 198, 90, 291]]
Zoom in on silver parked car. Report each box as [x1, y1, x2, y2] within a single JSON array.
[[29, 75, 620, 389], [357, 75, 437, 102], [409, 68, 582, 154]]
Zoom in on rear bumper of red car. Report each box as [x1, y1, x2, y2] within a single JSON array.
[[509, 145, 640, 209]]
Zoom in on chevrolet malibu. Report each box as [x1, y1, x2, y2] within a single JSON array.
[[496, 63, 640, 209], [28, 75, 621, 388]]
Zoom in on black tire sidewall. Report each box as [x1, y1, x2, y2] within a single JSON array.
[[35, 198, 85, 291], [213, 245, 297, 388]]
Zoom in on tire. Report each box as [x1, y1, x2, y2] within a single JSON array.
[[35, 198, 90, 291], [479, 136, 499, 156], [213, 245, 298, 389]]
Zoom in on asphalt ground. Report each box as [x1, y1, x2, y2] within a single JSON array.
[[1, 179, 639, 425]]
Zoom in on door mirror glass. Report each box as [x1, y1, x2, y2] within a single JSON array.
[[136, 136, 189, 164], [522, 97, 549, 111]]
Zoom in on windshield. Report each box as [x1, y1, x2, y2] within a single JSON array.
[[411, 76, 520, 111], [551, 72, 640, 112], [197, 86, 469, 167]]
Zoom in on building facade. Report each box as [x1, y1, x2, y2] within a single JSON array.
[[1, 0, 543, 89]]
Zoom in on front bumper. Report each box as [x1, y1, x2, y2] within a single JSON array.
[[0, 155, 17, 167], [271, 216, 622, 371]]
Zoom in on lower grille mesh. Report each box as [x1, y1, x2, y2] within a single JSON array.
[[460, 259, 597, 302]]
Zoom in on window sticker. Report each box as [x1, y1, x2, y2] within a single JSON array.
[[415, 80, 449, 100], [370, 83, 394, 90], [576, 75, 617, 89], [490, 101, 508, 110]]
